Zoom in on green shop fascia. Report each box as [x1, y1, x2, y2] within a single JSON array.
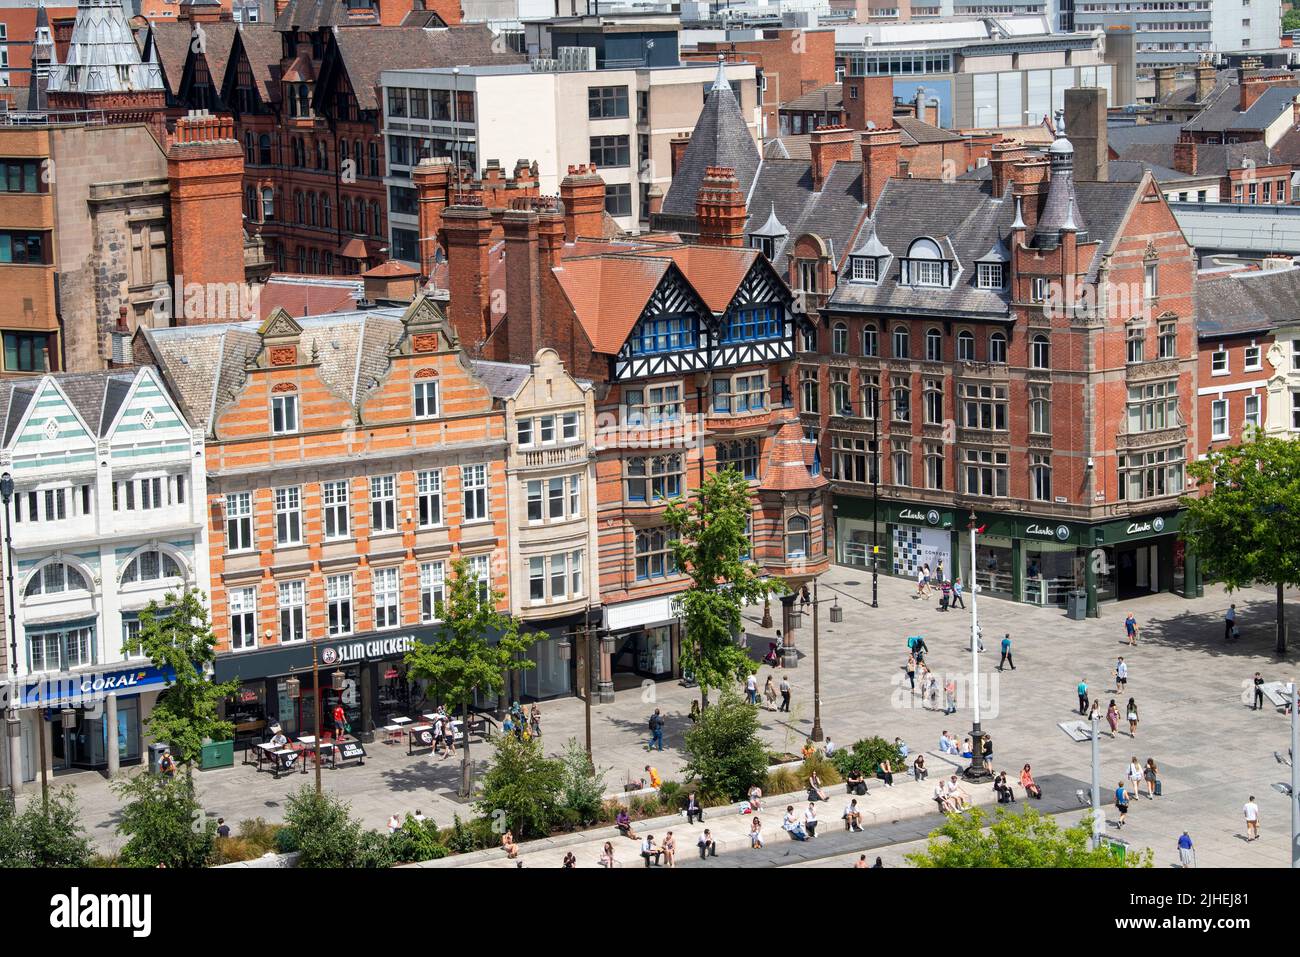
[[831, 495, 1201, 617]]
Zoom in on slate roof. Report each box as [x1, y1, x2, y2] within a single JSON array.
[[661, 65, 762, 217], [471, 360, 531, 399], [234, 23, 282, 105], [1106, 122, 1185, 153], [783, 82, 842, 113], [274, 0, 352, 32], [330, 25, 513, 112], [827, 177, 1143, 319], [1108, 158, 1191, 184], [147, 22, 194, 96], [1196, 266, 1300, 337], [1184, 82, 1300, 134], [895, 115, 962, 145], [0, 370, 139, 444], [1117, 140, 1279, 177], [743, 158, 867, 274]]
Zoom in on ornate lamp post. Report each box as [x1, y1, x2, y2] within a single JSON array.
[[963, 510, 992, 782]]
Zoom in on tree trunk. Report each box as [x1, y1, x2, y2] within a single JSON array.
[[700, 687, 709, 710], [1277, 581, 1288, 655], [460, 695, 472, 798]]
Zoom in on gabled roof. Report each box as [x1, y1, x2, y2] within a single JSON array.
[[759, 416, 826, 493], [895, 115, 962, 146], [0, 370, 140, 445], [1116, 140, 1280, 177], [233, 22, 282, 105], [274, 0, 352, 32], [257, 275, 363, 320], [630, 245, 762, 314], [783, 81, 842, 113], [1185, 82, 1300, 134], [743, 158, 867, 273], [661, 61, 761, 217], [1196, 265, 1300, 337], [551, 256, 671, 354]]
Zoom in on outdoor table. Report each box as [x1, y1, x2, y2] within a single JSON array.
[[390, 716, 412, 726], [272, 748, 300, 779], [314, 741, 339, 770], [253, 742, 278, 772], [407, 722, 436, 754], [382, 724, 404, 746]]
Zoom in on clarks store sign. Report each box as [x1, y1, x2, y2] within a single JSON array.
[[1126, 517, 1166, 537], [319, 636, 416, 666]]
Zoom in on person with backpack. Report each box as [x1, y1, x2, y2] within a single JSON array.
[[647, 708, 665, 751]]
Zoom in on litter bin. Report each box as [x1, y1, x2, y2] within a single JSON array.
[[1067, 589, 1087, 621], [199, 739, 235, 771], [148, 742, 170, 775]]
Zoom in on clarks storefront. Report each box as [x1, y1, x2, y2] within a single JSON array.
[[833, 495, 1200, 617]]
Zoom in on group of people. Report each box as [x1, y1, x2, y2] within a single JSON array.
[[745, 671, 791, 712], [912, 562, 967, 613], [501, 701, 541, 743]]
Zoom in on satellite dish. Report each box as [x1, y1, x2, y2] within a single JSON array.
[[866, 120, 877, 130]]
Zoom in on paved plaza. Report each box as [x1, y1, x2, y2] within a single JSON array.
[[27, 565, 1300, 868]]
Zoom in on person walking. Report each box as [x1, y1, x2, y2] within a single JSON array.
[[952, 577, 966, 609], [1106, 699, 1120, 737], [1077, 678, 1089, 716], [763, 674, 777, 710], [944, 677, 957, 715], [332, 703, 346, 742], [1143, 758, 1159, 799], [1127, 756, 1143, 798], [779, 675, 791, 713], [1252, 672, 1265, 711], [745, 672, 758, 705], [1124, 613, 1138, 646], [1114, 657, 1128, 693], [1115, 781, 1130, 829], [1126, 698, 1139, 738], [905, 653, 917, 692], [998, 634, 1015, 672], [1243, 796, 1260, 841], [1177, 831, 1195, 868], [918, 564, 932, 599], [647, 708, 665, 751], [939, 578, 952, 612], [1225, 603, 1237, 642]]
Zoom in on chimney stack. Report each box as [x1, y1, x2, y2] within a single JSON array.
[[809, 125, 855, 190], [1153, 66, 1176, 103], [860, 127, 901, 214], [989, 140, 1028, 197], [1011, 158, 1050, 235], [440, 205, 494, 351], [1064, 87, 1108, 183], [1195, 56, 1216, 102], [412, 156, 452, 278], [502, 209, 543, 364], [1172, 135, 1197, 175], [559, 163, 606, 243], [695, 166, 747, 247]]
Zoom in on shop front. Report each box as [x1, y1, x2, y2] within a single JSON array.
[[603, 594, 682, 690], [833, 496, 958, 581]]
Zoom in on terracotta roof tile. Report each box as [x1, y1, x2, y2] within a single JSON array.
[[552, 256, 669, 354], [257, 276, 362, 321], [760, 416, 827, 493], [631, 245, 759, 314]]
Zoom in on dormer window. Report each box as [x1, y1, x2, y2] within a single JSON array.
[[850, 257, 877, 283], [976, 263, 1004, 289], [751, 235, 775, 260], [900, 238, 950, 288]]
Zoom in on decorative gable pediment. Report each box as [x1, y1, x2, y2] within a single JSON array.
[[395, 293, 452, 356], [256, 307, 305, 368]]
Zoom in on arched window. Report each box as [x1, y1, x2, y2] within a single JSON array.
[[1031, 334, 1050, 369], [925, 327, 943, 362], [353, 140, 363, 172], [258, 134, 272, 165], [294, 190, 304, 223], [356, 199, 367, 234], [307, 192, 317, 225], [370, 201, 381, 235], [261, 187, 275, 221], [862, 323, 878, 357], [321, 193, 331, 228], [786, 515, 810, 560], [892, 325, 910, 359], [957, 330, 975, 361], [246, 185, 257, 221], [296, 83, 309, 116], [368, 141, 379, 176], [341, 197, 352, 232], [244, 131, 254, 164], [832, 322, 848, 355], [24, 562, 89, 598], [121, 550, 181, 584], [904, 237, 947, 287], [989, 332, 1007, 364]]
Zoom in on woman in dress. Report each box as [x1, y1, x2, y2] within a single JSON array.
[[1106, 699, 1120, 737], [763, 675, 778, 710], [661, 830, 676, 867], [1020, 763, 1042, 799], [599, 841, 616, 868], [749, 816, 764, 849]]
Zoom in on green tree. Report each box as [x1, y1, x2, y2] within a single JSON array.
[[1284, 8, 1300, 32], [403, 558, 534, 796], [663, 468, 786, 705], [906, 806, 1152, 868], [112, 773, 215, 868], [558, 736, 608, 826], [124, 587, 237, 774], [475, 734, 565, 839], [0, 787, 93, 867], [281, 785, 363, 868], [682, 687, 768, 801], [1183, 435, 1300, 653]]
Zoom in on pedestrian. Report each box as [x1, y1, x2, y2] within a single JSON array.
[[1115, 781, 1130, 828], [689, 699, 700, 724], [981, 735, 993, 773], [804, 803, 818, 838], [644, 765, 662, 789], [952, 577, 966, 609], [800, 583, 811, 611], [1126, 698, 1139, 737], [872, 856, 884, 868], [1124, 613, 1138, 646], [935, 558, 944, 584], [686, 791, 704, 825], [1243, 796, 1260, 841], [905, 653, 917, 691], [912, 634, 928, 664], [530, 702, 542, 738], [824, 736, 836, 758], [1252, 672, 1265, 710], [944, 677, 957, 715], [1177, 831, 1195, 868], [216, 817, 231, 839], [939, 579, 951, 611], [697, 829, 717, 859], [917, 564, 931, 599], [763, 674, 777, 710], [413, 809, 427, 824], [1077, 678, 1089, 716], [1225, 602, 1237, 642], [1127, 756, 1143, 798], [1089, 698, 1101, 724], [662, 831, 676, 867], [854, 854, 869, 868], [640, 833, 662, 867], [779, 675, 791, 712], [1144, 758, 1159, 799], [745, 671, 758, 705], [925, 671, 939, 710], [647, 708, 665, 751], [387, 813, 401, 833], [998, 634, 1015, 671], [1106, 699, 1119, 737], [1114, 656, 1128, 693], [332, 702, 346, 742]]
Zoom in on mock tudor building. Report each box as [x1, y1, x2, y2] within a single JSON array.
[[813, 117, 1202, 616], [0, 367, 209, 789], [137, 294, 524, 740]]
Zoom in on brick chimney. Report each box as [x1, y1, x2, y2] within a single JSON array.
[[441, 205, 494, 351], [166, 110, 246, 322], [538, 206, 565, 270], [989, 141, 1028, 197], [559, 163, 606, 243], [860, 127, 901, 214], [1172, 135, 1197, 175], [503, 208, 542, 364], [412, 156, 452, 278], [695, 166, 747, 247], [1153, 66, 1176, 103], [809, 125, 856, 190], [844, 75, 895, 132], [1064, 87, 1108, 183], [1195, 58, 1216, 102], [1011, 158, 1050, 234], [1240, 76, 1269, 112]]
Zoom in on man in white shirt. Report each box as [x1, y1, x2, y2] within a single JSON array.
[[1225, 603, 1237, 642], [843, 799, 863, 832], [745, 673, 758, 705], [1243, 796, 1260, 841], [824, 737, 836, 757], [934, 782, 955, 813], [641, 834, 662, 866], [803, 803, 819, 839], [945, 776, 971, 810]]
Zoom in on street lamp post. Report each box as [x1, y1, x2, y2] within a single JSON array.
[[811, 579, 823, 742], [1091, 710, 1103, 850], [963, 511, 991, 782], [1291, 681, 1298, 869], [871, 383, 879, 609]]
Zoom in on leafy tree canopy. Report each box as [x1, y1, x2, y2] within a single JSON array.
[[682, 687, 769, 801], [906, 805, 1152, 868]]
